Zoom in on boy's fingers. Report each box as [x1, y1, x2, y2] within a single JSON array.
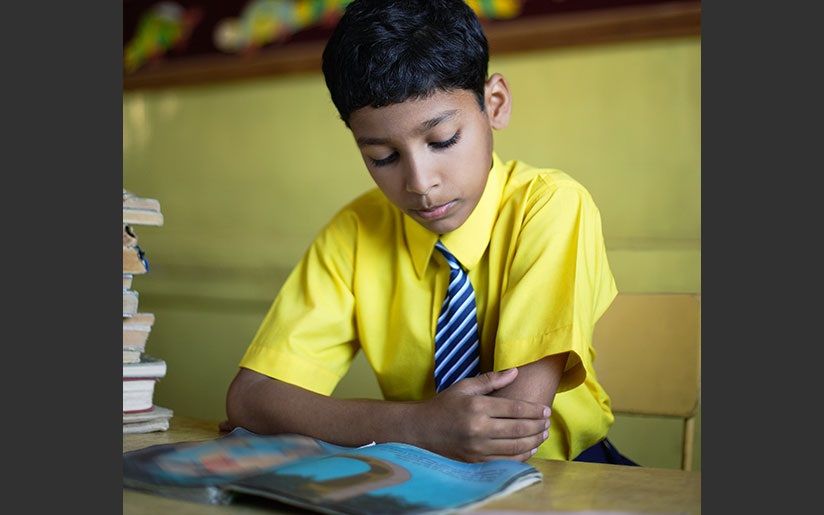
[[448, 371, 551, 420], [490, 416, 550, 439], [489, 397, 551, 421], [456, 367, 519, 395]]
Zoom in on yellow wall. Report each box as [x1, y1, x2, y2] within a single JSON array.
[[123, 36, 700, 470]]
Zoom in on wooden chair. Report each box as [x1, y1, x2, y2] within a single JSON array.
[[592, 293, 701, 471]]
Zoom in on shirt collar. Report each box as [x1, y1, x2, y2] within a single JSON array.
[[405, 152, 508, 278]]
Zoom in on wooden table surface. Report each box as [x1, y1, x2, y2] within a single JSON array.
[[124, 416, 701, 514]]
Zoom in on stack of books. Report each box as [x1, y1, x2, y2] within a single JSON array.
[[123, 189, 173, 434]]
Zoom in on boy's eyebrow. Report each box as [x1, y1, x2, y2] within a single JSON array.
[[420, 109, 458, 132], [356, 109, 459, 147]]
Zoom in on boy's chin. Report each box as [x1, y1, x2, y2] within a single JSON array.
[[413, 215, 464, 236]]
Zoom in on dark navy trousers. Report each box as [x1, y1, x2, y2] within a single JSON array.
[[573, 438, 639, 466]]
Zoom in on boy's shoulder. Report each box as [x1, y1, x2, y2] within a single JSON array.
[[502, 157, 592, 197], [339, 187, 393, 215], [325, 187, 401, 232]]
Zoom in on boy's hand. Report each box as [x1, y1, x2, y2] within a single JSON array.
[[414, 368, 551, 463]]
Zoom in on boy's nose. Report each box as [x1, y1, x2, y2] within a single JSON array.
[[404, 157, 439, 195]]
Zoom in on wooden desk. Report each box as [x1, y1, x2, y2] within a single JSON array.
[[124, 417, 701, 514]]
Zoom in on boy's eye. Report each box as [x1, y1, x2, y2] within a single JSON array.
[[368, 131, 460, 167], [370, 152, 398, 167], [430, 131, 461, 150]]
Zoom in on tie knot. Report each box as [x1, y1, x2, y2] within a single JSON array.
[[434, 241, 461, 270]]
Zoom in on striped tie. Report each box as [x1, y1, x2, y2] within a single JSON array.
[[433, 241, 480, 392]]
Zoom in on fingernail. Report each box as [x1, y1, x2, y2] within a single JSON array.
[[544, 420, 550, 429], [542, 430, 549, 440], [543, 407, 551, 418], [531, 448, 538, 455]]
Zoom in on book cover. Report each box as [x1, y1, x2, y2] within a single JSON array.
[[123, 349, 142, 364], [123, 223, 139, 247], [122, 428, 542, 513], [123, 190, 164, 226], [123, 420, 169, 435], [124, 418, 171, 434], [124, 312, 156, 351], [123, 273, 134, 290], [123, 378, 158, 413], [124, 405, 173, 434], [124, 354, 167, 379], [123, 245, 149, 274], [123, 289, 139, 316]]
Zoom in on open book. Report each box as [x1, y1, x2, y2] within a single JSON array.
[[123, 427, 542, 514]]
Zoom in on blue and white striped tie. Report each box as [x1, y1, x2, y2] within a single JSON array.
[[434, 241, 480, 392]]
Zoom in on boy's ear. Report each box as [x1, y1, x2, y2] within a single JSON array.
[[484, 73, 512, 130]]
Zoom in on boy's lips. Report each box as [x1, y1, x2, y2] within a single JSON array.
[[412, 200, 456, 221]]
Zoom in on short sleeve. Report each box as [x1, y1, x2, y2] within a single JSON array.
[[238, 210, 361, 395], [493, 176, 617, 392]]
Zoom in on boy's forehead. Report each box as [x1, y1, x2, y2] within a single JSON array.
[[349, 89, 479, 134]]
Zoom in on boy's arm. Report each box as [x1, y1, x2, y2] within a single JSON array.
[[224, 366, 551, 463], [487, 353, 568, 409]]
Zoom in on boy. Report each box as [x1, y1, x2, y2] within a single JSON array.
[[224, 0, 634, 465]]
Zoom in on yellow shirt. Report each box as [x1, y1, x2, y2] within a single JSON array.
[[240, 153, 618, 459]]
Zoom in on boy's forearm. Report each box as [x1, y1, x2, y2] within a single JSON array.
[[487, 353, 568, 408], [226, 367, 552, 462], [225, 368, 415, 448]]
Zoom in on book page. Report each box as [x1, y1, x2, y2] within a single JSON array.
[[226, 441, 541, 515], [124, 428, 541, 514], [123, 428, 348, 504]]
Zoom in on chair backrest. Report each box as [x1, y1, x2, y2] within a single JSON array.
[[592, 293, 701, 470]]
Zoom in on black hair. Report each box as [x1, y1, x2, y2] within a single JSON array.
[[322, 0, 489, 126]]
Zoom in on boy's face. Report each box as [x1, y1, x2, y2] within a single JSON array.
[[347, 87, 497, 235]]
